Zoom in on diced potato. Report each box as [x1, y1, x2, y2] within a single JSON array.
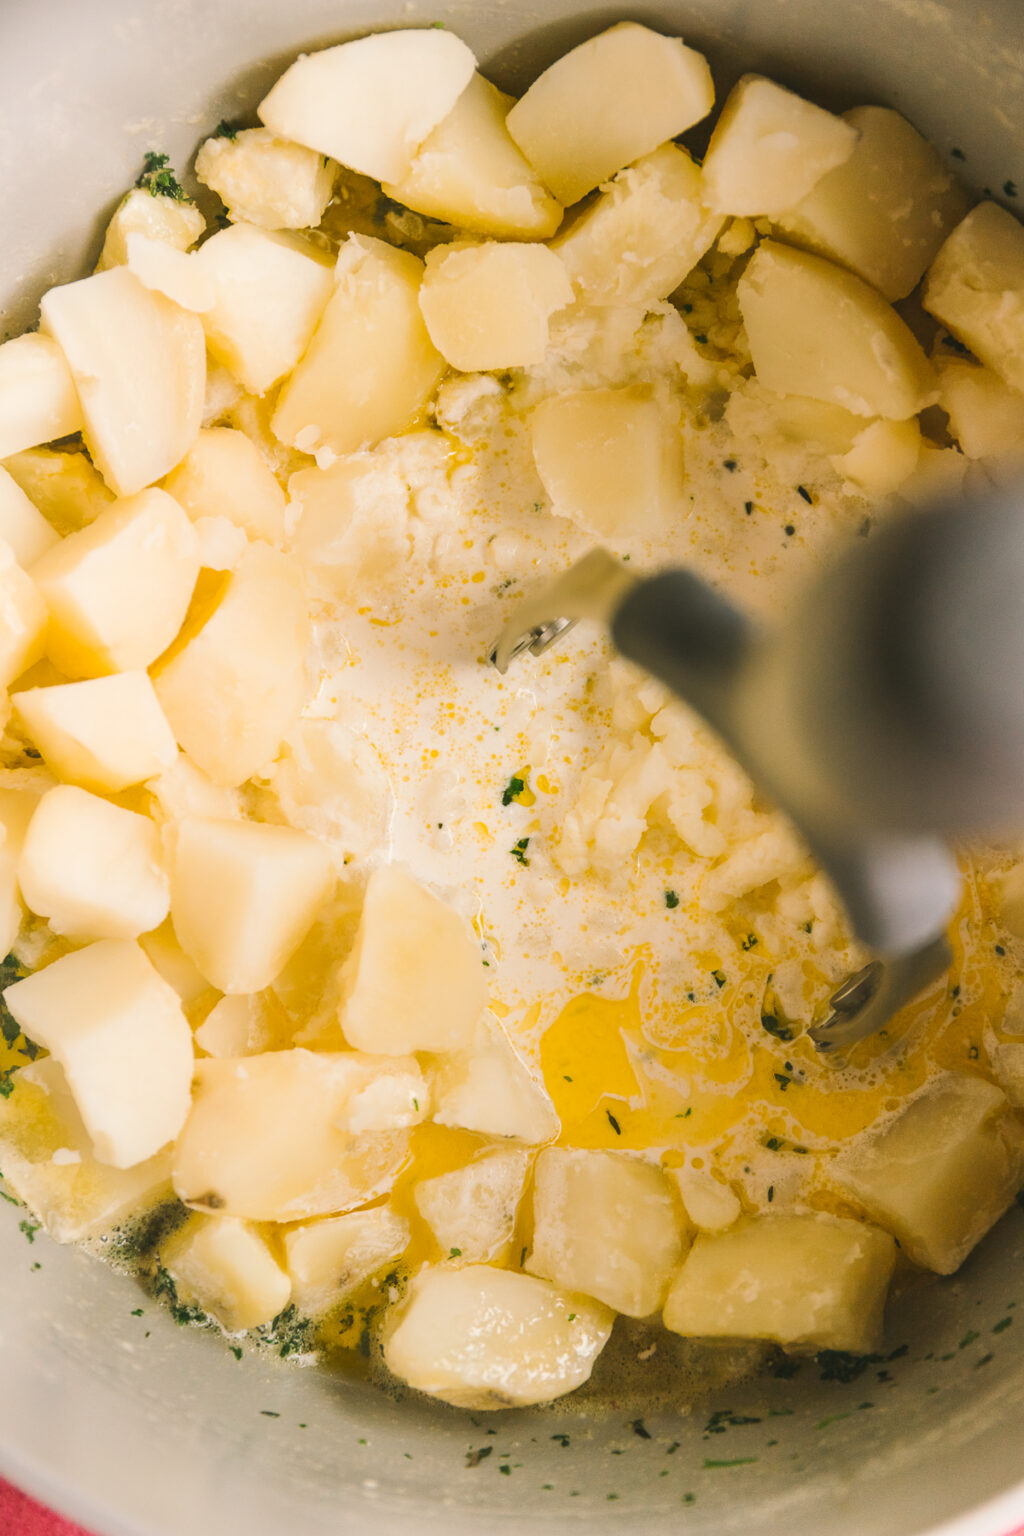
[[162, 1213, 291, 1331], [139, 919, 212, 1010], [338, 865, 485, 1054], [527, 1148, 686, 1316], [551, 144, 724, 307], [384, 1264, 614, 1409], [831, 418, 922, 496], [0, 1059, 172, 1243], [163, 427, 287, 545], [667, 1166, 742, 1232], [419, 241, 572, 370], [124, 233, 216, 314], [193, 991, 291, 1058], [0, 468, 60, 568], [506, 22, 714, 207], [151, 543, 308, 788], [700, 75, 858, 218], [18, 784, 169, 940], [32, 487, 200, 678], [431, 1018, 559, 1143], [96, 187, 206, 271], [382, 73, 562, 240], [0, 447, 114, 536], [777, 106, 972, 302], [171, 1049, 413, 1220], [287, 454, 410, 591], [938, 361, 1024, 461], [924, 204, 1024, 390], [736, 241, 934, 418], [13, 672, 177, 793], [0, 333, 83, 461], [283, 1206, 410, 1316], [257, 28, 476, 184], [0, 776, 48, 953], [3, 939, 194, 1168], [259, 717, 392, 864], [829, 1074, 1024, 1273], [272, 236, 445, 456], [190, 516, 247, 572], [530, 385, 684, 536], [663, 1213, 896, 1352], [194, 223, 335, 395], [415, 1148, 532, 1263], [0, 542, 47, 688], [39, 267, 205, 497], [170, 816, 334, 994], [195, 128, 336, 231]]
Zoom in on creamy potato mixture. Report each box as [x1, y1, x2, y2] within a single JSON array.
[[2, 22, 1024, 1412]]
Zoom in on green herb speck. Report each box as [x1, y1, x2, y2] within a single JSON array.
[[510, 837, 530, 866], [664, 889, 680, 909], [135, 151, 187, 202], [606, 1109, 622, 1135], [502, 774, 525, 806], [213, 119, 239, 140], [19, 1219, 40, 1243]]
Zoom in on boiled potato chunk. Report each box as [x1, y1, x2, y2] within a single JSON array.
[[39, 267, 205, 497], [415, 1148, 532, 1264], [736, 241, 934, 418], [419, 242, 573, 370], [287, 455, 411, 592], [3, 939, 194, 1168], [195, 128, 336, 231], [138, 919, 212, 1011], [530, 385, 684, 536], [170, 816, 334, 994], [338, 865, 486, 1055], [195, 223, 335, 395], [0, 467, 60, 568], [163, 427, 287, 544], [193, 990, 293, 1058], [124, 234, 216, 314], [382, 73, 562, 241], [13, 672, 177, 793], [663, 1214, 896, 1353], [924, 202, 1024, 391], [828, 1073, 1024, 1273], [431, 1018, 559, 1143], [551, 144, 724, 307], [272, 236, 445, 456], [1, 447, 114, 537], [0, 334, 83, 461], [700, 75, 858, 218], [0, 543, 47, 688], [162, 1213, 291, 1331], [258, 28, 476, 184], [19, 785, 169, 940], [831, 418, 922, 496], [938, 361, 1024, 462], [777, 106, 972, 302], [171, 1049, 412, 1220], [667, 1166, 742, 1232], [96, 187, 206, 271], [505, 22, 714, 207], [384, 1264, 614, 1409], [283, 1205, 410, 1316]]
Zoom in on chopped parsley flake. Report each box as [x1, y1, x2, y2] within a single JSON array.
[[993, 1317, 1013, 1333], [449, 1247, 462, 1258], [606, 1109, 622, 1135], [501, 774, 525, 806], [135, 151, 187, 202], [230, 1345, 243, 1360], [761, 1012, 793, 1042], [744, 500, 754, 515], [712, 969, 727, 989], [796, 484, 813, 504], [703, 1458, 757, 1469], [767, 1185, 774, 1202], [741, 934, 758, 950], [19, 1218, 40, 1243], [1005, 180, 1019, 198], [510, 837, 530, 866], [213, 119, 239, 139], [664, 889, 680, 909], [466, 1447, 493, 1467], [723, 458, 738, 472]]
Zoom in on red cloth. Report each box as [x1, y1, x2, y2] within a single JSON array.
[[0, 1478, 95, 1536]]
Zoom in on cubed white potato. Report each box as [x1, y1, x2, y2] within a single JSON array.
[[526, 1148, 686, 1316], [287, 454, 411, 592], [259, 717, 392, 863], [831, 418, 922, 496], [0, 1059, 172, 1243], [419, 241, 572, 370], [667, 1166, 742, 1232], [0, 542, 47, 689], [202, 356, 244, 426], [170, 816, 333, 994], [39, 267, 205, 498], [997, 865, 1024, 940], [725, 378, 867, 456], [0, 468, 60, 568], [13, 673, 177, 793], [0, 334, 83, 461], [0, 447, 114, 537], [938, 361, 1024, 461], [171, 1048, 413, 1220], [925, 204, 1024, 390], [736, 241, 934, 418], [530, 385, 684, 536], [551, 144, 724, 307], [193, 991, 293, 1058], [191, 516, 248, 571], [96, 187, 206, 271], [124, 233, 216, 314], [283, 1206, 410, 1316], [163, 427, 287, 544], [382, 73, 562, 240], [384, 1264, 613, 1409], [18, 785, 169, 940], [146, 753, 241, 828], [663, 1213, 896, 1352], [194, 223, 335, 395], [506, 23, 714, 207], [3, 939, 194, 1167], [431, 1018, 558, 1143], [777, 106, 972, 302], [338, 865, 485, 1055], [139, 918, 212, 1009], [272, 235, 445, 456], [257, 28, 476, 184], [700, 75, 858, 218], [415, 1148, 532, 1263], [32, 486, 200, 678], [162, 1213, 291, 1331], [151, 543, 308, 788], [195, 128, 336, 231]]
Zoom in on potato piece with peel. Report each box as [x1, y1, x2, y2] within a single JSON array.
[[163, 427, 287, 545], [283, 1206, 410, 1316], [938, 361, 1024, 462], [258, 28, 476, 185], [384, 1264, 614, 1409], [272, 236, 445, 457], [171, 1049, 415, 1221], [737, 242, 934, 419], [924, 203, 1024, 391], [663, 1213, 896, 1352], [830, 418, 922, 496], [0, 468, 60, 569], [506, 23, 714, 207], [431, 1018, 558, 1143], [161, 1213, 291, 1331], [415, 1148, 532, 1264], [3, 940, 194, 1168], [0, 334, 83, 461], [195, 129, 336, 231], [13, 673, 177, 793], [777, 106, 972, 302], [419, 242, 572, 371], [828, 1074, 1024, 1273], [339, 865, 485, 1055], [0, 543, 47, 689], [382, 74, 562, 240], [551, 144, 724, 307], [667, 1166, 742, 1232], [1, 448, 114, 537], [96, 187, 206, 271], [170, 817, 334, 994]]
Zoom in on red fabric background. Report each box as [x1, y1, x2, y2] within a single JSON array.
[[0, 1479, 95, 1536]]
